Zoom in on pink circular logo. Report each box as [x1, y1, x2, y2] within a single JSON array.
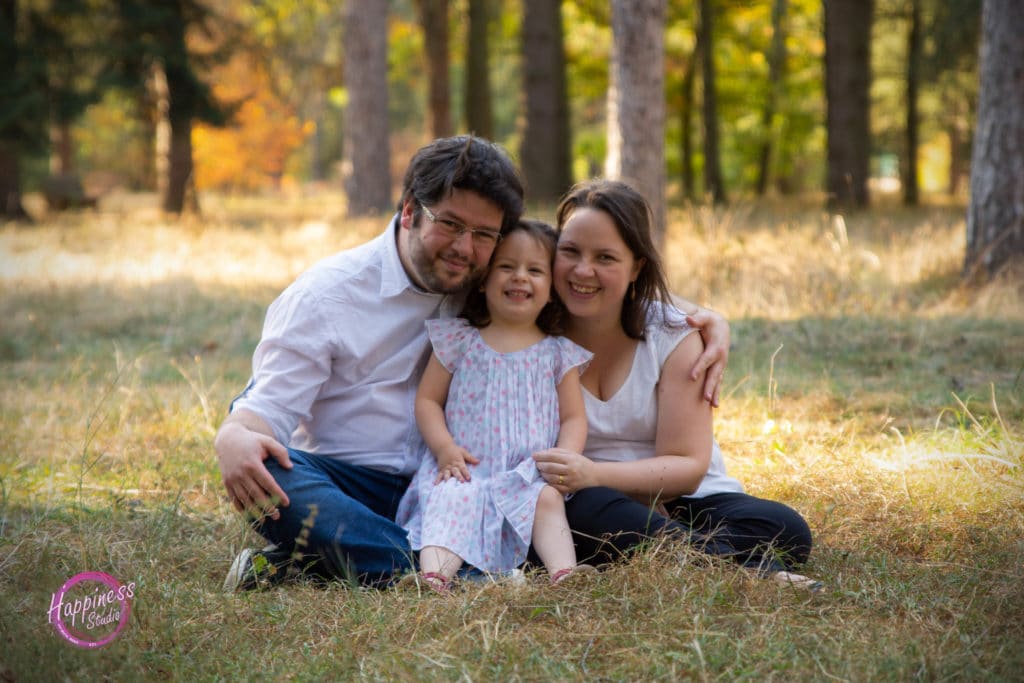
[[48, 571, 134, 649]]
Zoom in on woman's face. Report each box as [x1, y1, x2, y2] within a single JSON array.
[[554, 207, 641, 324]]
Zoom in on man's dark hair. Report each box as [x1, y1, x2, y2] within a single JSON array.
[[460, 219, 566, 335], [399, 136, 525, 233]]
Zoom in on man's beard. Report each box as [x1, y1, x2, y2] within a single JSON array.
[[406, 235, 483, 294]]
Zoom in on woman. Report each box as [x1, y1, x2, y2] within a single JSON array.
[[532, 179, 818, 589]]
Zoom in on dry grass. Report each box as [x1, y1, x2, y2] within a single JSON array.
[[1, 194, 1022, 680]]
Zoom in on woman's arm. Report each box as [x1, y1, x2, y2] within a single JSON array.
[[534, 332, 713, 501], [672, 295, 730, 407], [554, 367, 587, 453], [415, 353, 479, 481]]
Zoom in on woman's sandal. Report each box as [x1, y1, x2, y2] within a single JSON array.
[[397, 571, 452, 594], [551, 563, 599, 586], [771, 570, 824, 593]]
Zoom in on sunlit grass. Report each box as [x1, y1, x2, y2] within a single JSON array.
[[1, 194, 1021, 679]]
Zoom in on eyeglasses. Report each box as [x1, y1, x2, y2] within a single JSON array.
[[420, 204, 502, 248]]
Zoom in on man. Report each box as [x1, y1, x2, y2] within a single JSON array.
[[216, 136, 729, 590]]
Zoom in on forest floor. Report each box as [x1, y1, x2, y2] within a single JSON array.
[[1, 193, 1022, 680]]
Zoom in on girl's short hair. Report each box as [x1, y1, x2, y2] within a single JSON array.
[[460, 219, 566, 335], [555, 179, 675, 339]]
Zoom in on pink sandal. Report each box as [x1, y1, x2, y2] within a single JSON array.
[[421, 572, 451, 593], [551, 564, 598, 585], [397, 571, 452, 594]]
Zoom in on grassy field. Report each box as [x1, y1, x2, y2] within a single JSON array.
[[1, 194, 1022, 681]]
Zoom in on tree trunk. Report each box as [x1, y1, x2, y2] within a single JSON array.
[[964, 0, 1024, 279], [699, 0, 726, 205], [606, 0, 667, 238], [948, 98, 964, 196], [903, 0, 921, 206], [756, 0, 787, 196], [824, 0, 873, 209], [415, 0, 451, 138], [163, 60, 198, 214], [342, 0, 391, 215], [679, 43, 697, 201], [50, 122, 75, 175], [464, 0, 493, 139], [520, 0, 571, 204], [0, 0, 29, 221], [0, 139, 29, 222]]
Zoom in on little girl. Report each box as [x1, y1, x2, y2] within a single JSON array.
[[396, 219, 594, 591]]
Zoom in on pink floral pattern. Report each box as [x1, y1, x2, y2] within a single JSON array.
[[396, 318, 591, 572]]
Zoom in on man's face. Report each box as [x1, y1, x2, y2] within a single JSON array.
[[399, 188, 504, 294]]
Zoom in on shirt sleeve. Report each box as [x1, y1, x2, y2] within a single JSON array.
[[553, 336, 594, 381], [230, 284, 334, 447], [650, 311, 699, 368], [425, 318, 473, 372]]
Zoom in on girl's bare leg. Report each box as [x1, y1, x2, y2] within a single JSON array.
[[418, 545, 463, 590], [532, 485, 579, 581]]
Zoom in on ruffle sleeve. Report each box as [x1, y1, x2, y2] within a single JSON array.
[[552, 335, 593, 381], [425, 317, 476, 372]]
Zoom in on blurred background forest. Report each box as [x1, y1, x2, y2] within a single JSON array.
[[2, 0, 1020, 277]]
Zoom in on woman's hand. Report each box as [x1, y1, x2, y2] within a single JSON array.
[[685, 307, 731, 407], [532, 448, 596, 495]]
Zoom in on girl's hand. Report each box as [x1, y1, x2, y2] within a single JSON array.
[[532, 448, 595, 495], [434, 445, 480, 484]]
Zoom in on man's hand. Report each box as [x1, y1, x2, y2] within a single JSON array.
[[685, 307, 731, 407], [214, 415, 293, 521]]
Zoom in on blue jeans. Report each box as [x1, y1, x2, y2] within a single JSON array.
[[254, 449, 413, 586]]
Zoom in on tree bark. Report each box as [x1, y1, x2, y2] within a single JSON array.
[[163, 59, 198, 214], [415, 0, 451, 139], [964, 0, 1024, 279], [903, 0, 921, 206], [756, 0, 787, 197], [520, 0, 571, 204], [0, 139, 29, 222], [699, 0, 726, 205], [679, 41, 697, 201], [0, 0, 29, 221], [824, 0, 873, 209], [342, 0, 391, 215], [151, 63, 169, 202], [464, 0, 493, 139], [606, 0, 667, 238]]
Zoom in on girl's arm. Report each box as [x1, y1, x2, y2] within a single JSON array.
[[415, 353, 479, 482], [554, 367, 587, 453]]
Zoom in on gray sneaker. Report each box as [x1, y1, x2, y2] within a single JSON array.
[[223, 544, 293, 592]]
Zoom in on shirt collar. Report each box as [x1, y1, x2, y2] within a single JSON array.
[[381, 213, 420, 297]]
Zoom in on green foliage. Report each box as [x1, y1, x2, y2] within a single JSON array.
[[105, 0, 230, 127]]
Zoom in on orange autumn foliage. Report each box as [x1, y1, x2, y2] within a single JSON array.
[[193, 57, 312, 191]]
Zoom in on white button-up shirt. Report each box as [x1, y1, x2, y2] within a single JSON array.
[[231, 216, 462, 476]]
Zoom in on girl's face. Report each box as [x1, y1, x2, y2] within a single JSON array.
[[483, 230, 553, 327], [554, 207, 642, 325]]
